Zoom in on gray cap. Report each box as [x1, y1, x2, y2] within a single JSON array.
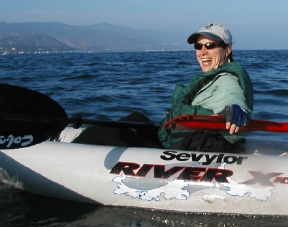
[[187, 23, 232, 45]]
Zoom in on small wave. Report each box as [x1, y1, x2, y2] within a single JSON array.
[[0, 169, 24, 190], [60, 74, 95, 81], [19, 77, 35, 82], [177, 61, 191, 65], [257, 89, 288, 97]]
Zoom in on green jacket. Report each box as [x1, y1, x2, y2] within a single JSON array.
[[158, 62, 254, 148]]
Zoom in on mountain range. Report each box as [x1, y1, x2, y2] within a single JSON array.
[[0, 22, 189, 54]]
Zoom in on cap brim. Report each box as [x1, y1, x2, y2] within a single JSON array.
[[187, 32, 223, 44]]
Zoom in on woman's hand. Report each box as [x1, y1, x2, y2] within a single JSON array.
[[214, 104, 250, 134]]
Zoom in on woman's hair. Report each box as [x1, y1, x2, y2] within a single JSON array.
[[219, 41, 234, 62], [228, 50, 234, 62]]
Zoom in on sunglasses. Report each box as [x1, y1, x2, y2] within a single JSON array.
[[194, 42, 220, 50]]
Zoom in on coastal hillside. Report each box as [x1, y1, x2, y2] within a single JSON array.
[[0, 22, 188, 54]]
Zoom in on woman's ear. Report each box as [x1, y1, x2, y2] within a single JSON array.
[[225, 45, 232, 57]]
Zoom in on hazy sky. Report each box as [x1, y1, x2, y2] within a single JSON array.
[[1, 0, 287, 50]]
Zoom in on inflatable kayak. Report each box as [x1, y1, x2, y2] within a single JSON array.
[[1, 127, 288, 216], [1, 83, 288, 216]]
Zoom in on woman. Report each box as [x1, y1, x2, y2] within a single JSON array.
[[74, 23, 253, 153], [158, 23, 254, 152]]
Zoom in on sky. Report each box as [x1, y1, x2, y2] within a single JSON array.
[[1, 0, 288, 50]]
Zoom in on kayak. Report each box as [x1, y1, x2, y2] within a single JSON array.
[[1, 83, 288, 216], [1, 127, 288, 216]]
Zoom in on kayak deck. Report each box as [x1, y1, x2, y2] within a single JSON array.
[[58, 127, 288, 156], [0, 127, 288, 216]]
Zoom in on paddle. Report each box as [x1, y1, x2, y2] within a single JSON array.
[[0, 84, 158, 149], [1, 84, 287, 150], [163, 114, 288, 132]]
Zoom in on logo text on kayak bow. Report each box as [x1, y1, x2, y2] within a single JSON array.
[[160, 150, 247, 165], [0, 135, 33, 148]]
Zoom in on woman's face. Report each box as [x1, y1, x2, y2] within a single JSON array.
[[195, 35, 231, 72]]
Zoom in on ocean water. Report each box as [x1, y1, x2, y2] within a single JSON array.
[[0, 50, 288, 226]]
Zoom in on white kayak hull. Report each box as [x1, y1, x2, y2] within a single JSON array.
[[1, 128, 288, 216]]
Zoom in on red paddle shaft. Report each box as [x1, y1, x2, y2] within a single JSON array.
[[163, 114, 288, 133]]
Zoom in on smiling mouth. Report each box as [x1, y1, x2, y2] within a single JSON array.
[[202, 59, 212, 65]]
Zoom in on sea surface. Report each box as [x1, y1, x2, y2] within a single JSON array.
[[0, 50, 288, 226]]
